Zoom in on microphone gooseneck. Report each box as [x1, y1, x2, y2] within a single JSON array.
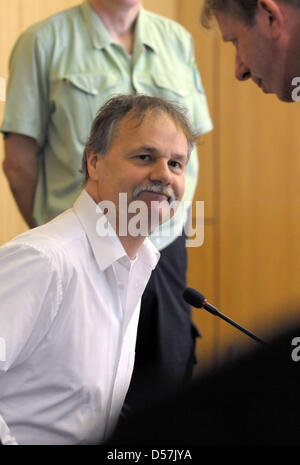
[[183, 287, 265, 345]]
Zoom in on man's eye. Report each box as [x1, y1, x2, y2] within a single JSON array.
[[138, 155, 151, 161], [170, 161, 182, 170]]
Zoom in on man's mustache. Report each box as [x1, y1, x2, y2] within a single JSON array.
[[132, 184, 176, 204]]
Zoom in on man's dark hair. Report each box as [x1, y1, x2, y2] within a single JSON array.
[[81, 94, 198, 186], [201, 0, 300, 28]]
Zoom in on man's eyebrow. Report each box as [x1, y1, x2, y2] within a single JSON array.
[[171, 153, 188, 163], [130, 146, 187, 162], [133, 145, 158, 154]]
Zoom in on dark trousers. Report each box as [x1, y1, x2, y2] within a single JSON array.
[[124, 234, 200, 412]]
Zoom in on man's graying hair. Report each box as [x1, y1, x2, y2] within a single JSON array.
[[201, 0, 300, 28], [81, 94, 198, 186]]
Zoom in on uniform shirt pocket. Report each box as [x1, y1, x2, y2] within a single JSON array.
[[50, 73, 122, 145]]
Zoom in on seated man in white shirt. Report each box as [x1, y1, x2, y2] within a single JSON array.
[[0, 94, 197, 445]]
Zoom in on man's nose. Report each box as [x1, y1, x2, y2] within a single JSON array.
[[149, 160, 171, 185], [235, 53, 251, 81]]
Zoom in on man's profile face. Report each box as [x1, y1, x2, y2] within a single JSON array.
[[92, 111, 188, 233], [216, 10, 288, 100]]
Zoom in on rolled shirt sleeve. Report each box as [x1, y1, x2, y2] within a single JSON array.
[[1, 27, 50, 147]]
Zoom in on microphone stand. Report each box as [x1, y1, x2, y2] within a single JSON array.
[[203, 302, 265, 345]]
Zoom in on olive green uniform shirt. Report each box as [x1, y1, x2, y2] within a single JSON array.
[[1, 0, 212, 250]]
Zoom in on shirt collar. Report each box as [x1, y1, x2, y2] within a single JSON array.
[[80, 1, 156, 52], [73, 190, 160, 271], [80, 0, 114, 49], [134, 8, 157, 53]]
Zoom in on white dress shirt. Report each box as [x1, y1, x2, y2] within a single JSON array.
[[0, 190, 159, 445]]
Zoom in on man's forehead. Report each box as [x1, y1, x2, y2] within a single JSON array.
[[216, 11, 239, 38], [217, 10, 253, 43], [118, 110, 179, 136], [112, 111, 189, 155]]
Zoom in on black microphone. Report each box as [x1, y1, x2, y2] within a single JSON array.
[[183, 287, 265, 345]]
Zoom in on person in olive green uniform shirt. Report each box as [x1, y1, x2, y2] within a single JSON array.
[[1, 0, 212, 412]]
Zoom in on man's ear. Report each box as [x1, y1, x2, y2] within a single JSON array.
[[257, 0, 284, 40], [86, 151, 99, 181]]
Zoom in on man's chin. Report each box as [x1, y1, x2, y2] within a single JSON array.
[[126, 197, 180, 236], [148, 206, 172, 232], [269, 81, 296, 102], [278, 88, 296, 102]]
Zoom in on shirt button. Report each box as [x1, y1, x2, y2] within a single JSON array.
[[92, 89, 98, 95], [179, 89, 185, 96]]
